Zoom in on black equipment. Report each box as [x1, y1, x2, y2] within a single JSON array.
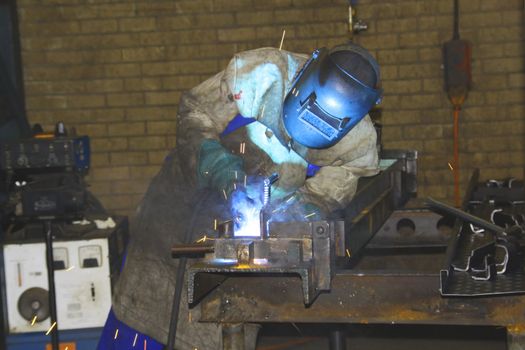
[[0, 124, 91, 350], [0, 136, 90, 173]]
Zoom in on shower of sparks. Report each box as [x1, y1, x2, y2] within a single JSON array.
[[31, 315, 37, 326], [448, 162, 454, 171], [222, 189, 228, 200], [239, 142, 246, 154], [45, 322, 57, 335], [346, 249, 351, 258], [133, 333, 138, 347], [114, 328, 119, 339], [304, 212, 316, 219], [279, 29, 286, 50]]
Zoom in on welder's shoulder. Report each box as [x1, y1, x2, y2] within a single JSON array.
[[224, 47, 308, 78]]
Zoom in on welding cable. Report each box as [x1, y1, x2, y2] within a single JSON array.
[[453, 106, 461, 207], [165, 189, 211, 350]]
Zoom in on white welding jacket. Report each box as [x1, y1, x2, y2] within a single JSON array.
[[177, 47, 379, 212], [112, 48, 380, 349]]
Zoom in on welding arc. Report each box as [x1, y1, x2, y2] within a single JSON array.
[[165, 190, 210, 350]]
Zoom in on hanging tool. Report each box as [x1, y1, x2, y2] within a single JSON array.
[[443, 0, 472, 207], [347, 0, 368, 36]]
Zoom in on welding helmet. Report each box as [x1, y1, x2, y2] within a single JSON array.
[[283, 43, 382, 149]]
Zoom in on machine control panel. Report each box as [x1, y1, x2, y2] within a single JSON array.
[[0, 136, 90, 172]]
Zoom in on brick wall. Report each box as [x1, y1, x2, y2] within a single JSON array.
[[16, 0, 524, 215], [354, 0, 524, 200]]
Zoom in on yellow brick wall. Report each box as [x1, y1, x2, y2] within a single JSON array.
[[16, 0, 524, 215], [354, 0, 524, 200]]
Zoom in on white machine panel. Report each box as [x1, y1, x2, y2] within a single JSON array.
[[3, 238, 112, 333]]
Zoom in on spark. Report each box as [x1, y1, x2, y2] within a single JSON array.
[[279, 29, 286, 50], [65, 265, 75, 272], [233, 183, 237, 190], [222, 189, 228, 200], [239, 142, 246, 154], [65, 347, 69, 350], [260, 105, 266, 119], [45, 321, 57, 335], [235, 170, 238, 179], [244, 174, 247, 187], [196, 235, 214, 243], [114, 328, 119, 340], [304, 212, 316, 219], [286, 196, 295, 203], [448, 162, 454, 171], [133, 333, 138, 347], [346, 249, 351, 258], [214, 219, 218, 230], [144, 339, 147, 350], [31, 315, 37, 326]]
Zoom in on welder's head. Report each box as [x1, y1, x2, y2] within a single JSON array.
[[283, 43, 382, 149]]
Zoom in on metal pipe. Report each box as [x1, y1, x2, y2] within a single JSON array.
[[329, 328, 346, 350], [171, 243, 214, 256]]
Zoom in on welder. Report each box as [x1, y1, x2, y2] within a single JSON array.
[[98, 42, 382, 349]]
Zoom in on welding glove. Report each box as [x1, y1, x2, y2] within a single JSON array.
[[269, 193, 324, 222], [197, 139, 246, 197]]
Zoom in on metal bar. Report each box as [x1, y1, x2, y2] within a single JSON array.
[[171, 243, 214, 256], [198, 273, 525, 327], [426, 197, 506, 234]]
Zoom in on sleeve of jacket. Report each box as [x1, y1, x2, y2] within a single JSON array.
[[176, 71, 239, 185], [297, 115, 380, 213]]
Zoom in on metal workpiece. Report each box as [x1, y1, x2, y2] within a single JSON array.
[[178, 151, 417, 309], [366, 205, 454, 249], [342, 154, 414, 259], [196, 272, 525, 326], [187, 220, 340, 306], [435, 174, 525, 297]]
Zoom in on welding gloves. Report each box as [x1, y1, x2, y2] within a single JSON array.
[[197, 139, 246, 197]]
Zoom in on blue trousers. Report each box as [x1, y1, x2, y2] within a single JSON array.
[[97, 309, 163, 350]]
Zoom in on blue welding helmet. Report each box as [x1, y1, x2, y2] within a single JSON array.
[[283, 43, 382, 149]]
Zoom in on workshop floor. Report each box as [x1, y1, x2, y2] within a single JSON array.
[[256, 324, 507, 350]]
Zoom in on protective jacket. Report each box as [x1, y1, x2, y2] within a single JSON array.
[[112, 47, 379, 349]]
